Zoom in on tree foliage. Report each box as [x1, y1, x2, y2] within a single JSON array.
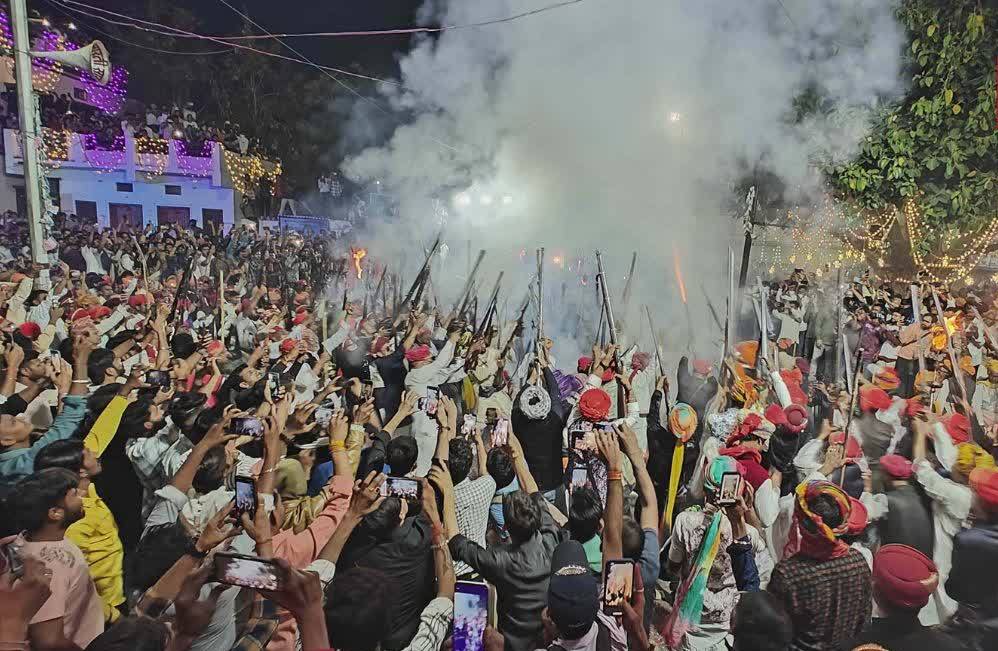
[[828, 0, 997, 242]]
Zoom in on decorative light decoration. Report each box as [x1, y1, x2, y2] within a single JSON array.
[[175, 139, 214, 177], [28, 30, 65, 93], [135, 135, 169, 178], [80, 133, 125, 173], [222, 148, 281, 195], [453, 192, 471, 208]]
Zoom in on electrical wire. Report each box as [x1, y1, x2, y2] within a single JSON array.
[[213, 0, 460, 153], [50, 0, 402, 85], [145, 0, 587, 40]]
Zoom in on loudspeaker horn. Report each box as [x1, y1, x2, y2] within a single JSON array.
[[30, 40, 111, 85]]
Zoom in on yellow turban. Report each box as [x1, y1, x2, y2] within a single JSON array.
[[954, 443, 997, 477]]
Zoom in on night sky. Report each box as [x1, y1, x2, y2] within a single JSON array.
[[43, 0, 428, 76]]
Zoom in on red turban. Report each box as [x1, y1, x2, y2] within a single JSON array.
[[905, 398, 926, 419], [846, 497, 868, 536], [292, 312, 309, 325], [780, 368, 808, 406], [127, 294, 148, 307], [830, 431, 862, 459], [88, 306, 112, 320], [279, 338, 298, 353], [969, 467, 998, 512], [873, 544, 938, 610], [71, 308, 91, 322], [17, 322, 41, 340], [578, 388, 611, 422], [764, 403, 788, 427], [944, 413, 971, 445], [577, 356, 592, 373], [784, 404, 809, 433], [405, 344, 431, 363], [859, 385, 892, 412], [795, 357, 810, 376], [880, 454, 913, 480], [692, 359, 711, 375]]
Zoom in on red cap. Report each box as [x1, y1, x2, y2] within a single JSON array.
[[88, 306, 112, 320], [17, 322, 41, 339], [783, 404, 809, 433], [873, 544, 938, 610], [127, 294, 148, 307], [859, 385, 892, 412], [578, 388, 611, 422], [969, 467, 998, 512], [292, 312, 309, 325], [405, 344, 431, 363], [879, 454, 913, 480], [279, 338, 298, 353], [846, 496, 868, 535], [830, 431, 863, 459], [577, 356, 592, 373], [71, 308, 91, 322], [944, 412, 971, 445]]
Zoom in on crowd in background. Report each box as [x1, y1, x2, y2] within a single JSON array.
[[0, 220, 995, 651]]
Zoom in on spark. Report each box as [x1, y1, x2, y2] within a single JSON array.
[[352, 248, 367, 279]]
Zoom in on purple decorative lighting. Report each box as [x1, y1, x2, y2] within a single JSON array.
[[175, 139, 214, 177], [81, 133, 125, 171]]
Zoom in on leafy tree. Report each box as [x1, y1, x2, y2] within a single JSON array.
[[828, 0, 996, 250]]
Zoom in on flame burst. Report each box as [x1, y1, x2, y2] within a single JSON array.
[[352, 248, 367, 279], [672, 245, 687, 304]]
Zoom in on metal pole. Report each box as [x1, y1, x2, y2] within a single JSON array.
[[11, 0, 47, 264]]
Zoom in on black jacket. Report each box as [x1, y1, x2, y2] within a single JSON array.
[[511, 369, 569, 492], [847, 615, 964, 651], [450, 491, 568, 651], [339, 513, 434, 651]]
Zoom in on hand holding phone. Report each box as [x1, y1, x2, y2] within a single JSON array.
[[717, 471, 743, 507], [602, 560, 634, 614], [380, 476, 422, 502], [231, 417, 264, 438], [213, 552, 285, 591], [454, 581, 493, 651], [234, 476, 257, 517], [146, 369, 171, 388]]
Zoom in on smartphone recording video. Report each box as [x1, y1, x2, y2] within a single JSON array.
[[717, 471, 743, 507], [490, 419, 509, 447], [380, 476, 422, 502], [418, 387, 440, 415], [213, 552, 284, 591], [602, 560, 634, 614], [145, 370, 171, 388], [230, 417, 264, 438], [234, 476, 257, 517], [569, 466, 589, 493], [454, 581, 490, 651]]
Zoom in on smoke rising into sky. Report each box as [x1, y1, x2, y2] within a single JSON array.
[[341, 0, 906, 355]]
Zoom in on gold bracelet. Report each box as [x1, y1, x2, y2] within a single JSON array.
[[607, 470, 623, 482], [330, 440, 346, 452], [259, 466, 277, 475]]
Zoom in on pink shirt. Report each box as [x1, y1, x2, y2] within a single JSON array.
[[24, 537, 104, 648], [266, 474, 353, 651]]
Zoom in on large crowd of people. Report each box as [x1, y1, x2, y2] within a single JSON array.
[[0, 218, 996, 651]]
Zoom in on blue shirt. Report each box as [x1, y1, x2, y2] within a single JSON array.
[[0, 395, 87, 483]]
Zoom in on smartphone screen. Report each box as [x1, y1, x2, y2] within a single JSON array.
[[267, 372, 281, 392], [146, 370, 171, 388], [569, 466, 589, 493], [461, 414, 477, 436], [234, 476, 257, 517], [418, 386, 440, 415], [213, 553, 284, 590], [314, 407, 333, 427], [453, 581, 490, 651], [231, 417, 264, 438], [717, 472, 743, 506], [491, 419, 509, 447], [602, 559, 635, 614], [380, 476, 422, 502]]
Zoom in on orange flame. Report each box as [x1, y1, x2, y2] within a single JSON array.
[[352, 248, 367, 279], [672, 246, 687, 304]]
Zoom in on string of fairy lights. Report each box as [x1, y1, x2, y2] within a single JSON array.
[[222, 148, 282, 197], [759, 196, 998, 286]]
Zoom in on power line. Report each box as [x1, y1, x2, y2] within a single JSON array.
[[145, 0, 587, 41], [51, 0, 402, 85], [214, 0, 460, 153]]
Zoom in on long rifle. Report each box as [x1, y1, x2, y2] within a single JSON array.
[[910, 284, 926, 373], [644, 304, 666, 376], [456, 249, 487, 315], [398, 234, 442, 314], [168, 257, 195, 327], [595, 250, 625, 418], [371, 266, 388, 312], [473, 273, 504, 339], [621, 251, 637, 308], [535, 248, 545, 362], [491, 290, 531, 389]]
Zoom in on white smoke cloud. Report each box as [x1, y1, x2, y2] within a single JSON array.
[[340, 0, 906, 358]]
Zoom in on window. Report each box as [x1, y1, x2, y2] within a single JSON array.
[[74, 200, 96, 223], [202, 208, 223, 232], [157, 206, 190, 227], [116, 182, 133, 192], [165, 185, 182, 196], [109, 204, 142, 230], [46, 177, 60, 203]]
